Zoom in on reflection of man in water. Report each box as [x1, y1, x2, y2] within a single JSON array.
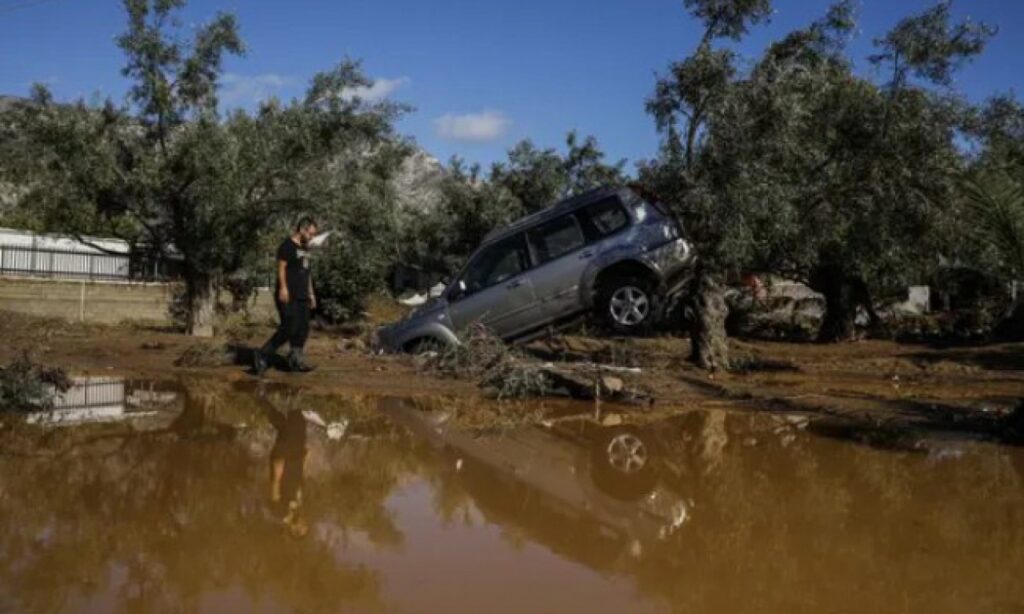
[[267, 407, 309, 538]]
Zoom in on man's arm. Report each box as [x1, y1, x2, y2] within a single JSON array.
[[277, 259, 289, 303], [308, 275, 316, 310]]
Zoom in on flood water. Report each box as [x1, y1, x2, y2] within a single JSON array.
[[3, 378, 1024, 613]]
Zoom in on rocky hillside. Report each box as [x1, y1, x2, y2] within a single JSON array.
[[392, 148, 445, 213]]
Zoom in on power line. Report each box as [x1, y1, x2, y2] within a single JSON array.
[[0, 0, 63, 16]]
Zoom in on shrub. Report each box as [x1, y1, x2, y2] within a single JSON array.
[[0, 353, 72, 412], [313, 237, 388, 324]]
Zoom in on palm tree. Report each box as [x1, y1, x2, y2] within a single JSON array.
[[962, 171, 1024, 278]]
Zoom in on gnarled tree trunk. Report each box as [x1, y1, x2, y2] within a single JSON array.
[[810, 265, 879, 343], [685, 271, 730, 371], [185, 273, 217, 338]]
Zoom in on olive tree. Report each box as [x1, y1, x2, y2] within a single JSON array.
[[401, 132, 626, 278], [2, 0, 404, 335], [640, 0, 774, 369], [490, 131, 627, 213], [643, 0, 994, 367]]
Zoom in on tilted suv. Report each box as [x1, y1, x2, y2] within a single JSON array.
[[378, 186, 694, 352]]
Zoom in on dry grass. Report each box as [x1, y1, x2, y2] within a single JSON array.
[[363, 293, 412, 325]]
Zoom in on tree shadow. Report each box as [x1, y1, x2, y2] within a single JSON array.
[[802, 395, 1024, 453], [904, 344, 1024, 372], [229, 345, 292, 373]]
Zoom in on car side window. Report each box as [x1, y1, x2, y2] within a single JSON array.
[[578, 197, 630, 241], [461, 234, 529, 295], [527, 215, 585, 265]]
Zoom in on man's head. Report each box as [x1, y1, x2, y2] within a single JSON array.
[[294, 217, 319, 246]]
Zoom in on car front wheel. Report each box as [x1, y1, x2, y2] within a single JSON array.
[[598, 276, 656, 334]]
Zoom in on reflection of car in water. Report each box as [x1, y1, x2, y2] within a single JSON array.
[[380, 399, 689, 563]]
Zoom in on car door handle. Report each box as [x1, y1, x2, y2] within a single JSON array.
[[580, 251, 594, 260], [506, 280, 522, 290]]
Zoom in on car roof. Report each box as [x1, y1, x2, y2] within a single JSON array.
[[482, 185, 631, 245]]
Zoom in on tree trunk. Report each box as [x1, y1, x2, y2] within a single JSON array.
[[810, 265, 878, 343], [994, 301, 1024, 342], [185, 273, 216, 337], [685, 271, 730, 371]]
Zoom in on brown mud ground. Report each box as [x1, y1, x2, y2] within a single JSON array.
[[5, 304, 1024, 432]]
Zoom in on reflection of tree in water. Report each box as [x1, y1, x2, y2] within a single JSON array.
[[629, 411, 1024, 613], [0, 381, 396, 614]]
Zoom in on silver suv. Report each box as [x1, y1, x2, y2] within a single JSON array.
[[379, 186, 694, 351]]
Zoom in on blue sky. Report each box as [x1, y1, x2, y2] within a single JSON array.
[[1, 0, 1022, 170]]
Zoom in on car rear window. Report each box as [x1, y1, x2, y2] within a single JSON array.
[[578, 197, 630, 240], [527, 215, 585, 265]]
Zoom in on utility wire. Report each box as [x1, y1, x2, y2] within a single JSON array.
[[0, 0, 63, 16]]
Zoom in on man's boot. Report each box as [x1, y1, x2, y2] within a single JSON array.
[[253, 345, 272, 377], [288, 348, 315, 373]]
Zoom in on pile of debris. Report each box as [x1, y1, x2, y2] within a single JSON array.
[[422, 325, 649, 403]]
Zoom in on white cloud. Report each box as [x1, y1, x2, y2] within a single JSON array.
[[219, 73, 294, 106], [340, 76, 410, 102], [434, 110, 511, 142]]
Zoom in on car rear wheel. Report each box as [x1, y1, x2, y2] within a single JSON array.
[[598, 276, 656, 334]]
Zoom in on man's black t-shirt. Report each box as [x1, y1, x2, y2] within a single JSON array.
[[276, 238, 311, 302]]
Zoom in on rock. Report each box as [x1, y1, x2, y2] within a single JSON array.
[[600, 376, 625, 394], [338, 338, 367, 353], [601, 413, 623, 427], [326, 419, 349, 441]]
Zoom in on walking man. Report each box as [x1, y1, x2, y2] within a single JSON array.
[[254, 217, 319, 375]]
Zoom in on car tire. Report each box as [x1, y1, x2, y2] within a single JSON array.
[[597, 275, 657, 334], [589, 426, 660, 502]]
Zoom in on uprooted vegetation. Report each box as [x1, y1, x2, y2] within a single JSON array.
[[423, 326, 551, 400], [421, 325, 653, 404], [0, 353, 72, 412]]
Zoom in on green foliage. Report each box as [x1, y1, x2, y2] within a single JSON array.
[[684, 0, 773, 41], [869, 0, 996, 88], [644, 0, 995, 340], [313, 234, 388, 322], [402, 132, 626, 278], [0, 354, 71, 412], [974, 95, 1024, 177], [0, 0, 405, 335], [490, 131, 627, 213], [962, 172, 1024, 278]]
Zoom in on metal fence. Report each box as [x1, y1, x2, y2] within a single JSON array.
[[52, 378, 126, 411], [0, 245, 177, 282]]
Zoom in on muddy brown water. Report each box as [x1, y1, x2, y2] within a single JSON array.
[[2, 377, 1024, 613]]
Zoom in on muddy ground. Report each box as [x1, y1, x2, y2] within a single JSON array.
[[4, 304, 1024, 438], [5, 306, 1024, 613]]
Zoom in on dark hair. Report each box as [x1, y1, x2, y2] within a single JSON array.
[[295, 216, 318, 232]]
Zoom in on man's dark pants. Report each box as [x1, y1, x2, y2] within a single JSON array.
[[262, 299, 310, 356]]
